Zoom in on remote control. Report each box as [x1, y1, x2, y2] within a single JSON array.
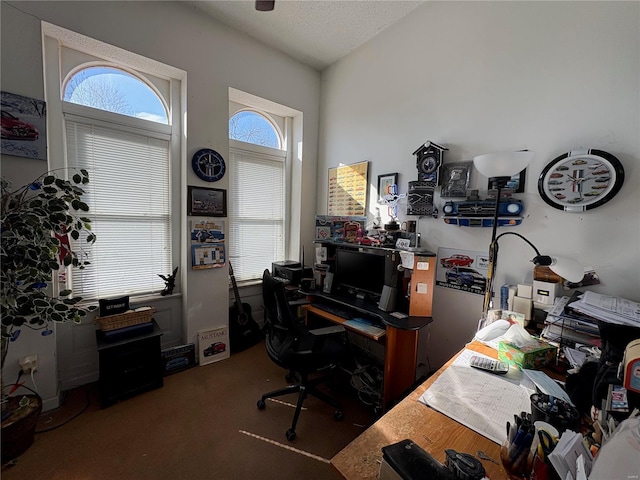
[[469, 355, 510, 374]]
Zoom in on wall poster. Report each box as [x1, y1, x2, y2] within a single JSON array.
[[328, 161, 368, 216], [1, 91, 47, 160], [436, 247, 489, 296], [198, 326, 229, 366], [190, 220, 226, 269]]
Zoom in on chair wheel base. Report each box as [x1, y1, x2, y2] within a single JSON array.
[[286, 428, 296, 441], [257, 399, 266, 409]]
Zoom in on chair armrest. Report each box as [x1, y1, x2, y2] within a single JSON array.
[[309, 325, 346, 337]]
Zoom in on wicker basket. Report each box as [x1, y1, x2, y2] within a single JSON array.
[[96, 308, 156, 331]]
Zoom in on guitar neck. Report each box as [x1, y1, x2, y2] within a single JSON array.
[[229, 264, 244, 314]]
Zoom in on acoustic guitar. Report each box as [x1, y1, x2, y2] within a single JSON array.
[[229, 262, 262, 353]]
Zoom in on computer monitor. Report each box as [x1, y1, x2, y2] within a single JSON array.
[[334, 248, 386, 299]]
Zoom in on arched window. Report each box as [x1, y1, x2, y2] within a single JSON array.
[[229, 110, 281, 149], [64, 66, 169, 124]]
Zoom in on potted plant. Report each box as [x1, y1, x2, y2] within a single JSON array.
[[1, 169, 96, 461]]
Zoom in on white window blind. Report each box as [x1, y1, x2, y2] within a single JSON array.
[[229, 147, 285, 282], [64, 117, 172, 299]]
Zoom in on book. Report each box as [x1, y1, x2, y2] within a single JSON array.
[[606, 384, 629, 413]]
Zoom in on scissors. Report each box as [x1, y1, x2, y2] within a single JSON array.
[[537, 429, 557, 461]]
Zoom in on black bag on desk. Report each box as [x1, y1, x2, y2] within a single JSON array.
[[379, 439, 457, 480]]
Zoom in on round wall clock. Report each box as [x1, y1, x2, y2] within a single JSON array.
[[192, 148, 226, 182], [537, 149, 624, 212]]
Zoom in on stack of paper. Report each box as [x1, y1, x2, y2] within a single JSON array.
[[548, 430, 593, 480], [568, 291, 640, 327]]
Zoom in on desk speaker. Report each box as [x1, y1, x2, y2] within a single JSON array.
[[378, 285, 397, 312]]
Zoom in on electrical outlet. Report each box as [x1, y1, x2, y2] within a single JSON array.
[[19, 354, 38, 373]]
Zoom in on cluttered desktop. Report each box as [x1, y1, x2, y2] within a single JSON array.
[[330, 291, 640, 480]]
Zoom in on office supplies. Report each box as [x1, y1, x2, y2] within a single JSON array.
[[419, 349, 532, 443], [444, 449, 485, 480], [547, 429, 593, 480], [476, 450, 498, 465], [530, 393, 580, 433], [333, 343, 535, 479], [522, 369, 574, 405], [378, 439, 457, 480]]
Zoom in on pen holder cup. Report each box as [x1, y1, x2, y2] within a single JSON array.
[[530, 393, 579, 434], [500, 437, 534, 479]]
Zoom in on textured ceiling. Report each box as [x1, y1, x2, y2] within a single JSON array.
[[186, 0, 426, 71]]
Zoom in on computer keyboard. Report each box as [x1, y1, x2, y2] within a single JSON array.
[[313, 302, 353, 319]]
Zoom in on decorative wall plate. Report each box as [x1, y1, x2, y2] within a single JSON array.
[[192, 148, 226, 182], [537, 149, 624, 212]]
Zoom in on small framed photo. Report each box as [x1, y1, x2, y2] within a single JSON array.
[[188, 186, 227, 216], [488, 169, 526, 193], [378, 173, 398, 204], [441, 162, 472, 198]]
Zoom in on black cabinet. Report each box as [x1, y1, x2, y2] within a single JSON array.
[[96, 320, 163, 408]]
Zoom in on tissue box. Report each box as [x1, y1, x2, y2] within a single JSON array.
[[498, 339, 557, 370]]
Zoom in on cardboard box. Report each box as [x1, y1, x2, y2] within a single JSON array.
[[532, 280, 561, 306], [498, 339, 557, 370]]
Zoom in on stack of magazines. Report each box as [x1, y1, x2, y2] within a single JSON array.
[[541, 292, 601, 348], [567, 291, 640, 327]]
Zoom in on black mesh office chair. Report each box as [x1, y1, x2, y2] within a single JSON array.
[[258, 269, 348, 441]]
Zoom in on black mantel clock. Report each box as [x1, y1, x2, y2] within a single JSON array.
[[192, 148, 226, 182], [412, 141, 448, 185], [537, 149, 624, 212]]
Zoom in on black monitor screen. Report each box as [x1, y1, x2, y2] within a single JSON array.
[[334, 249, 386, 297]]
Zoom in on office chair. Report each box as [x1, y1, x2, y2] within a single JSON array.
[[258, 269, 348, 441]]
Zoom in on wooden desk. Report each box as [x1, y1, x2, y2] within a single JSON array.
[[303, 301, 432, 411], [331, 342, 509, 479]]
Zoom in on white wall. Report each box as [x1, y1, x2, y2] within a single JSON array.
[[319, 1, 640, 370], [0, 0, 320, 406]]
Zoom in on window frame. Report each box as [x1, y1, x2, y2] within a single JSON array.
[[229, 108, 284, 150], [228, 138, 288, 283], [43, 22, 185, 301]]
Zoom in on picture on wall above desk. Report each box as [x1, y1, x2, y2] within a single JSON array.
[[440, 162, 472, 198], [188, 186, 227, 216], [377, 173, 398, 204], [435, 247, 489, 296], [328, 161, 368, 216]]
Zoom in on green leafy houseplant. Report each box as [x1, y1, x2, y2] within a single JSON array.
[[1, 170, 97, 370]]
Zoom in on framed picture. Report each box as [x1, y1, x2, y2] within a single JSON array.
[[441, 162, 472, 198], [191, 243, 226, 270], [488, 168, 526, 193], [198, 326, 230, 366], [378, 173, 398, 204], [188, 186, 227, 216], [328, 161, 369, 215], [1, 91, 47, 160]]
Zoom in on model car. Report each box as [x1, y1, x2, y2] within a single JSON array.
[[1, 110, 39, 140], [445, 267, 486, 290], [442, 197, 523, 217], [203, 341, 226, 357], [440, 254, 474, 268]]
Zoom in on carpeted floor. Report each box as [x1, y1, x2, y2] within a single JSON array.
[[1, 340, 377, 480]]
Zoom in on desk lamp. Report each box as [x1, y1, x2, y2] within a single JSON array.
[[472, 150, 584, 315]]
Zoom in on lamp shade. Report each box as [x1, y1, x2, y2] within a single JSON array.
[[473, 150, 534, 178], [547, 256, 584, 283]]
